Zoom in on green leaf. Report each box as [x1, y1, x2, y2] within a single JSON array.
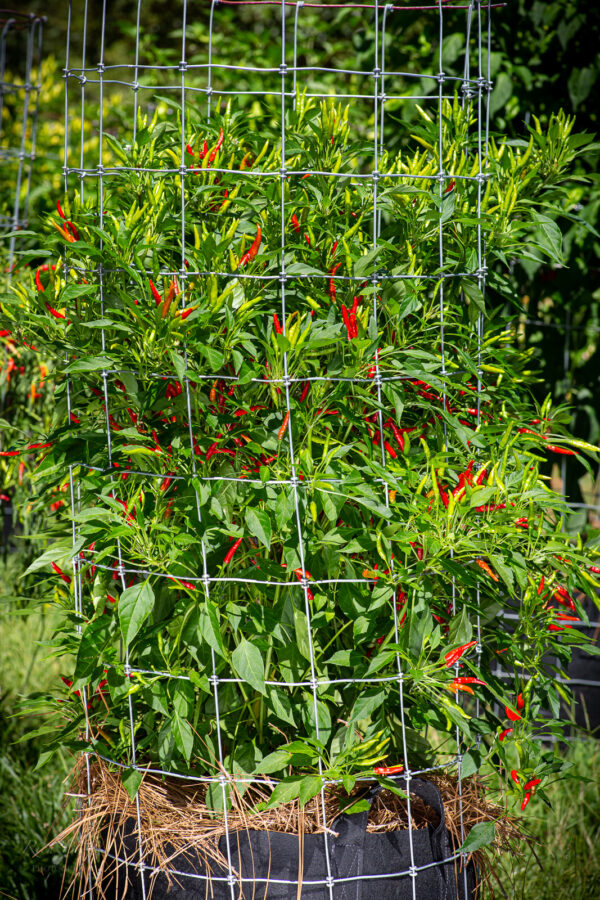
[[299, 775, 324, 807], [254, 749, 291, 774], [73, 617, 110, 681], [64, 356, 113, 374], [461, 750, 482, 779], [118, 580, 155, 647], [531, 211, 563, 263], [349, 688, 385, 724], [462, 279, 486, 313], [459, 821, 496, 853], [244, 507, 271, 550], [198, 601, 226, 658], [121, 767, 144, 800], [198, 345, 225, 369], [171, 713, 194, 764], [293, 607, 311, 661], [169, 350, 186, 384], [232, 638, 267, 695], [340, 799, 371, 816], [265, 777, 303, 807]]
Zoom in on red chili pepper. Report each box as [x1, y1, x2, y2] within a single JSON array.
[[35, 268, 44, 292], [521, 792, 532, 810], [553, 587, 576, 612], [515, 517, 529, 528], [454, 676, 486, 686], [452, 460, 475, 499], [475, 466, 488, 485], [51, 561, 71, 585], [505, 705, 521, 722], [57, 200, 66, 219], [331, 240, 338, 258], [300, 382, 310, 403], [409, 541, 423, 561], [443, 640, 477, 667], [207, 127, 224, 164], [590, 566, 600, 575], [240, 224, 262, 266], [278, 411, 290, 441], [341, 304, 352, 339], [45, 302, 65, 320], [498, 727, 513, 741], [510, 769, 520, 786], [373, 764, 404, 775], [387, 420, 406, 451], [224, 537, 243, 565], [350, 295, 359, 338], [273, 313, 283, 335], [444, 180, 455, 193], [150, 279, 162, 305], [546, 445, 575, 456], [524, 777, 541, 791], [328, 262, 342, 301], [537, 575, 545, 595], [291, 213, 301, 232], [384, 440, 397, 459], [293, 567, 314, 601], [516, 692, 525, 710]]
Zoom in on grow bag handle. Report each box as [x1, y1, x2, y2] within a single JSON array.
[[330, 776, 458, 900]]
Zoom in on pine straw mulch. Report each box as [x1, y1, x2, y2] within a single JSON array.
[[50, 755, 534, 899]]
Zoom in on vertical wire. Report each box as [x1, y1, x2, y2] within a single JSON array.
[[292, 0, 303, 111], [279, 2, 334, 897], [65, 5, 97, 894], [181, 2, 236, 895], [78, 0, 88, 203], [207, 0, 219, 121], [372, 4, 414, 897], [92, 1, 146, 894], [132, 0, 143, 142]]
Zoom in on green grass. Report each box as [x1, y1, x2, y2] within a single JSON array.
[[482, 739, 600, 900], [0, 587, 74, 900]]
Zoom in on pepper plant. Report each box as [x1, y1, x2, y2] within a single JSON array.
[[4, 96, 600, 819]]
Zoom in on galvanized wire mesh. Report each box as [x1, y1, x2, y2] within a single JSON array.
[[0, 9, 44, 272], [62, 1, 496, 897]]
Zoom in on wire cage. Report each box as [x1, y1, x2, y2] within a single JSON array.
[[0, 9, 44, 272], [54, 0, 506, 897]]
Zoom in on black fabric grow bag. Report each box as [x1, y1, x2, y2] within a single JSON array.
[[103, 778, 475, 900]]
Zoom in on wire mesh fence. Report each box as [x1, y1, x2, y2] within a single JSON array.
[[58, 2, 496, 896], [0, 9, 44, 273]]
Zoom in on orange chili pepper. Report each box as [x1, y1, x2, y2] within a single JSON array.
[[475, 558, 499, 581], [278, 410, 290, 441]]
